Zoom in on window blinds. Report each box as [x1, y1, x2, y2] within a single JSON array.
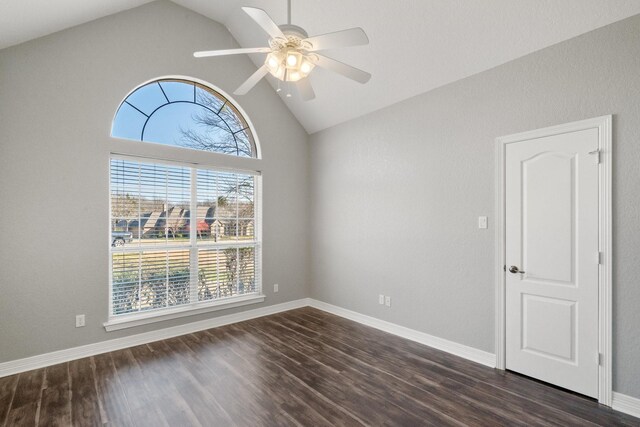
[[110, 158, 260, 316]]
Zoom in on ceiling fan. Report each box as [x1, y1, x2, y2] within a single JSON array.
[[193, 0, 371, 101]]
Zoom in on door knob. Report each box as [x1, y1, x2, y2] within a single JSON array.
[[509, 265, 525, 274]]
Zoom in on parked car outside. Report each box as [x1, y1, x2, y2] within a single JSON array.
[[112, 231, 133, 247]]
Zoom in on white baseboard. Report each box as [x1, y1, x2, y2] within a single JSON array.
[[5, 296, 636, 419], [0, 298, 310, 378], [308, 299, 497, 368], [0, 297, 496, 378], [612, 392, 640, 419]]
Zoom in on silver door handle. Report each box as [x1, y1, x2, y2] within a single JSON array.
[[509, 265, 525, 274]]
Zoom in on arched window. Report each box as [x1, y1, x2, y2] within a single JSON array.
[[112, 78, 257, 158], [106, 78, 263, 331]]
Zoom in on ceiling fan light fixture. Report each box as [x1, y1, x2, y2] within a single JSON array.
[[267, 53, 281, 69], [286, 52, 300, 67], [264, 48, 314, 82], [300, 60, 313, 74]]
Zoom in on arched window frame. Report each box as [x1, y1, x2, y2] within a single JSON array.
[[105, 76, 263, 331], [111, 76, 261, 159]]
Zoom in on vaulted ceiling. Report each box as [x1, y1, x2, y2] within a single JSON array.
[[3, 0, 640, 133]]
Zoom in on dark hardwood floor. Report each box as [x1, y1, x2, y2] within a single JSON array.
[[1, 307, 638, 426]]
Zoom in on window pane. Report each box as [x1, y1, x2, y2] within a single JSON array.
[[125, 82, 167, 116], [216, 172, 239, 242], [179, 118, 239, 156], [235, 130, 255, 159], [198, 246, 256, 300], [198, 249, 221, 301], [159, 80, 194, 103], [110, 159, 139, 248], [196, 171, 255, 243], [112, 252, 140, 315], [143, 102, 208, 147], [237, 175, 255, 241], [220, 102, 246, 133], [237, 247, 256, 295], [196, 85, 224, 112], [110, 160, 191, 248], [167, 250, 190, 307], [111, 79, 256, 158], [112, 103, 147, 141], [139, 250, 168, 311], [139, 163, 170, 246], [165, 165, 190, 245], [195, 169, 219, 242], [112, 249, 191, 315]]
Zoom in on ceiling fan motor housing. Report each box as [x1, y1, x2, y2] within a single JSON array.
[[279, 25, 309, 42], [268, 24, 310, 50]]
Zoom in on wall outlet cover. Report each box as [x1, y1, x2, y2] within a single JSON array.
[[75, 314, 85, 328]]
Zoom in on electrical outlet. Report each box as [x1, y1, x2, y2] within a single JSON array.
[[378, 294, 385, 305], [75, 314, 85, 328], [478, 216, 488, 229], [273, 283, 279, 293], [385, 296, 391, 307]]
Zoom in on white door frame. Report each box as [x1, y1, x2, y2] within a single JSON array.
[[494, 115, 612, 406]]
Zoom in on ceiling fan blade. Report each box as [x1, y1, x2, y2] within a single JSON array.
[[234, 65, 269, 95], [303, 28, 369, 52], [311, 54, 371, 84], [295, 78, 315, 101], [242, 7, 286, 40], [194, 47, 271, 58]]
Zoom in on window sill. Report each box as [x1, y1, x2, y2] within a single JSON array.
[[103, 294, 266, 332]]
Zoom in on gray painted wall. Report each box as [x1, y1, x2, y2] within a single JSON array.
[[0, 1, 310, 362], [309, 15, 640, 398]]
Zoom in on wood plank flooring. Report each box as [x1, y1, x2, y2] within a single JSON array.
[[0, 307, 638, 426]]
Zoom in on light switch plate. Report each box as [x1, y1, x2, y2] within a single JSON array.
[[478, 216, 488, 229]]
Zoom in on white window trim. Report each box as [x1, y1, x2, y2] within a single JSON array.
[[103, 293, 266, 331], [106, 77, 263, 331]]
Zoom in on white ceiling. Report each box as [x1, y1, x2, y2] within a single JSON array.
[[3, 1, 640, 133]]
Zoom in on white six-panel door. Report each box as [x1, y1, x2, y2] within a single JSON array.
[[505, 127, 600, 398]]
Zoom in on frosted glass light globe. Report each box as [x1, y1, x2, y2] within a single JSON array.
[[286, 54, 298, 67]]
